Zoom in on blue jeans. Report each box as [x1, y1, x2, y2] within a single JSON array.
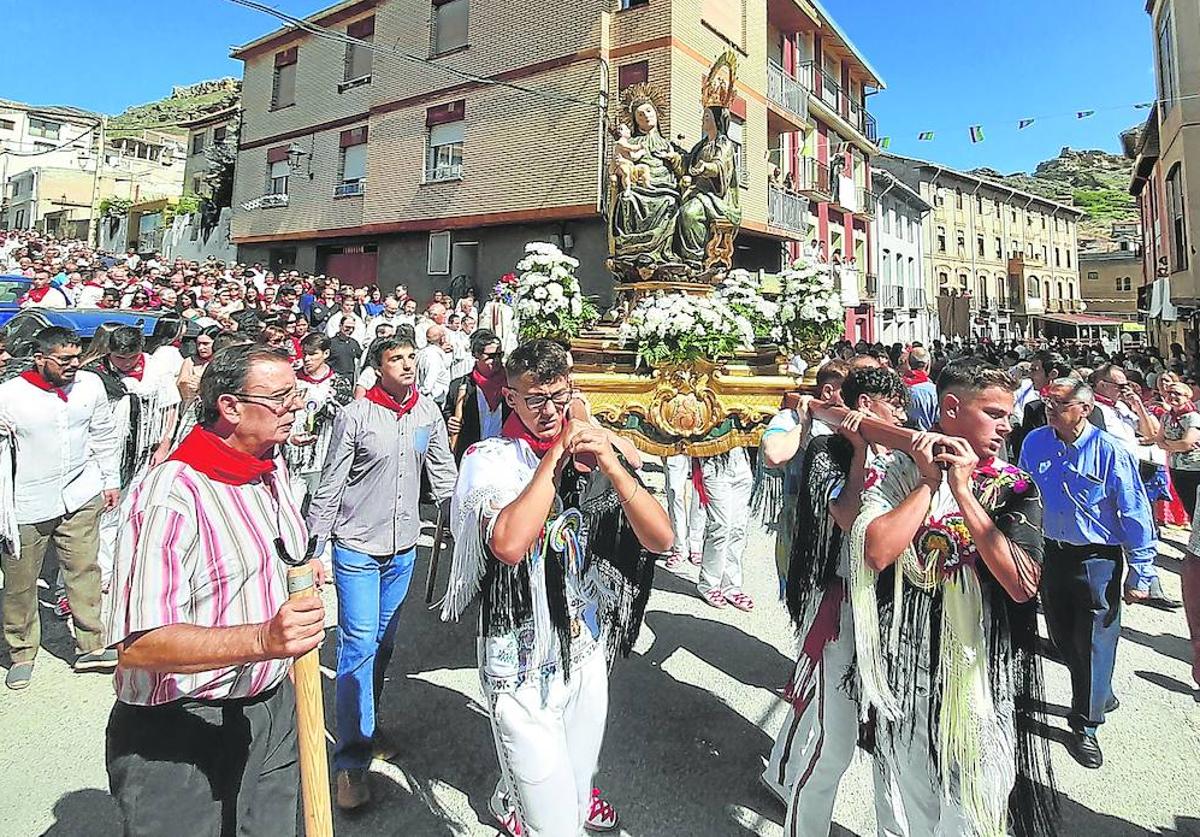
[[332, 544, 416, 770]]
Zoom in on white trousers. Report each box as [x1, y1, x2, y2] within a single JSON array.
[[766, 589, 904, 837], [663, 455, 705, 557], [697, 448, 752, 595], [487, 649, 609, 837]]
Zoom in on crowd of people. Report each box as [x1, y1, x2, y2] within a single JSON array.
[[0, 227, 1197, 837]]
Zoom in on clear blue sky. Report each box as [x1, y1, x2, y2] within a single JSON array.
[[2, 0, 1157, 175]]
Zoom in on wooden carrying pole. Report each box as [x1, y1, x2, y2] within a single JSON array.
[[286, 563, 334, 837], [809, 402, 924, 456]]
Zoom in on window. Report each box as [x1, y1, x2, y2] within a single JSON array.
[[1057, 281, 1064, 299], [1088, 271, 1100, 281], [344, 16, 374, 82], [191, 174, 205, 194], [1041, 215, 1046, 230], [620, 0, 649, 7], [213, 126, 227, 144], [15, 209, 25, 228], [977, 235, 985, 257], [906, 216, 914, 243], [339, 126, 368, 192], [433, 0, 469, 55], [1010, 208, 1017, 224], [1044, 280, 1051, 299], [1010, 239, 1018, 256], [1167, 163, 1188, 270], [1026, 242, 1034, 258], [727, 116, 746, 186], [882, 206, 891, 235], [994, 237, 1002, 259], [882, 249, 892, 283], [1066, 249, 1071, 268], [0, 118, 14, 131], [1158, 9, 1178, 112], [937, 226, 946, 253], [935, 188, 945, 207], [269, 160, 290, 195], [617, 61, 648, 91], [28, 117, 60, 139], [955, 187, 963, 210], [428, 231, 451, 274], [272, 47, 298, 109], [956, 229, 965, 253], [191, 132, 206, 156], [1027, 276, 1039, 298], [33, 142, 54, 153], [1055, 247, 1061, 267], [426, 102, 465, 181], [976, 194, 983, 214], [938, 271, 949, 288], [1041, 245, 1048, 263]]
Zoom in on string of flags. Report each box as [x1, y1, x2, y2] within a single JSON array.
[[877, 96, 1170, 148]]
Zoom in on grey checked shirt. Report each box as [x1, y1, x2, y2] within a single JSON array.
[[307, 393, 457, 556]]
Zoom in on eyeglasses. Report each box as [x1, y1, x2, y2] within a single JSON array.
[[1044, 399, 1084, 412], [481, 350, 503, 360], [232, 389, 303, 414], [45, 354, 82, 367], [511, 387, 574, 411]]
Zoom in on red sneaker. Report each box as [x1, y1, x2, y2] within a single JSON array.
[[585, 788, 619, 832]]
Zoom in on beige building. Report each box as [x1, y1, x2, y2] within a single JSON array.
[[181, 106, 239, 198], [1, 99, 103, 229], [229, 0, 883, 301], [1079, 249, 1140, 318], [875, 154, 1084, 341], [1129, 0, 1199, 358]]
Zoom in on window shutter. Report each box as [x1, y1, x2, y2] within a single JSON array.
[[347, 16, 375, 38], [617, 61, 648, 90], [267, 145, 291, 164], [339, 126, 369, 147], [430, 121, 464, 147], [275, 46, 298, 66], [426, 100, 466, 127], [342, 144, 367, 181]]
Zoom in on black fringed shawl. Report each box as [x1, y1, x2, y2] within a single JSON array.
[[85, 358, 141, 489], [478, 456, 659, 682], [872, 470, 1059, 837], [785, 434, 854, 630]]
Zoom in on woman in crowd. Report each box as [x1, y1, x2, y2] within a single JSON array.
[[177, 325, 219, 404], [1157, 380, 1200, 524], [128, 289, 151, 311]]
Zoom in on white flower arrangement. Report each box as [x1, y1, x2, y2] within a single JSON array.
[[513, 242, 596, 340], [619, 291, 756, 367], [774, 254, 845, 349], [716, 269, 779, 339]]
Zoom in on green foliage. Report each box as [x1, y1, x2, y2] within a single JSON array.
[[98, 197, 133, 218], [1071, 188, 1135, 220]]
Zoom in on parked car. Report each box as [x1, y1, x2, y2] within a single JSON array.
[[0, 274, 33, 328], [1, 308, 198, 362]]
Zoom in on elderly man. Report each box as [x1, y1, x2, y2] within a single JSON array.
[[1020, 378, 1157, 769], [0, 327, 121, 689], [415, 302, 448, 348], [307, 334, 456, 810], [416, 323, 453, 407], [105, 344, 325, 836], [902, 346, 939, 430]]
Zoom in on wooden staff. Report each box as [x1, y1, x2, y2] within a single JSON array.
[[810, 402, 924, 456], [424, 499, 450, 604], [448, 384, 467, 453], [286, 563, 334, 837]]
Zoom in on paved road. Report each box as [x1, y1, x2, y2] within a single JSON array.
[[2, 504, 1198, 836]]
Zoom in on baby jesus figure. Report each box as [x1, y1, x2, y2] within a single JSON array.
[[610, 123, 650, 196]]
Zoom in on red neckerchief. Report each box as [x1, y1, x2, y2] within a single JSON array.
[[690, 457, 710, 507], [471, 366, 505, 411], [1094, 393, 1116, 408], [21, 286, 51, 304], [1170, 402, 1196, 418], [903, 370, 930, 387], [365, 384, 420, 419], [122, 354, 146, 382], [501, 411, 561, 458], [289, 337, 302, 360], [1038, 385, 1053, 399], [19, 369, 68, 402], [298, 366, 334, 385], [167, 426, 275, 485]]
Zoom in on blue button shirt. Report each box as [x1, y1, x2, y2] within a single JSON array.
[[906, 380, 940, 431], [1018, 423, 1158, 591]]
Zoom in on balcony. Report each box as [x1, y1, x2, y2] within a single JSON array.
[[855, 187, 877, 217], [790, 157, 832, 202], [863, 271, 877, 297], [908, 287, 927, 309], [768, 185, 809, 237], [880, 283, 904, 309], [334, 181, 365, 198], [837, 266, 861, 307], [767, 60, 809, 127], [796, 61, 879, 147]]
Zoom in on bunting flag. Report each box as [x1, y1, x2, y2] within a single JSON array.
[[1076, 110, 1095, 119], [1017, 118, 1035, 130], [879, 136, 891, 149], [969, 125, 985, 144], [1134, 101, 1154, 109], [917, 131, 935, 141]]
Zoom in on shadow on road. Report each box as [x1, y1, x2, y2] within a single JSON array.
[[1135, 669, 1197, 698], [40, 788, 121, 837], [1122, 626, 1194, 666]]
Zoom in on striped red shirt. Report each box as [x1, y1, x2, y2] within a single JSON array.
[[105, 459, 308, 705]]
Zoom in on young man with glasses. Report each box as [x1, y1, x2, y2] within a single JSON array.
[[0, 327, 121, 689], [441, 339, 672, 837], [307, 334, 457, 811], [1020, 379, 1157, 769], [444, 329, 508, 462]]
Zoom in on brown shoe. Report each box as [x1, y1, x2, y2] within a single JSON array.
[[335, 768, 371, 811]]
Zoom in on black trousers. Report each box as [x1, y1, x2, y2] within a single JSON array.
[[1041, 541, 1123, 734], [1171, 467, 1200, 522], [106, 679, 299, 837]]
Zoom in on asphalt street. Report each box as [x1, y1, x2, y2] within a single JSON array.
[[2, 492, 1198, 837]]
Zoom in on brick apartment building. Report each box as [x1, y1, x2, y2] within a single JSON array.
[[229, 0, 884, 313]]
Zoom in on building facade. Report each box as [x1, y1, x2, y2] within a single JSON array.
[[181, 106, 239, 198], [229, 0, 883, 312], [875, 153, 1084, 342], [870, 166, 931, 345], [1129, 0, 1199, 358]]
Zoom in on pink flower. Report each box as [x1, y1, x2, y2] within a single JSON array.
[[1012, 477, 1030, 495]]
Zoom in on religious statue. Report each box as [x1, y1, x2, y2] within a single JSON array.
[[607, 51, 744, 283]]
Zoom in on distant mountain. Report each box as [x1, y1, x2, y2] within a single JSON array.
[[969, 146, 1137, 249], [107, 78, 240, 139]]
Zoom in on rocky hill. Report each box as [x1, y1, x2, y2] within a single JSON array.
[[970, 146, 1137, 248], [107, 78, 240, 139]]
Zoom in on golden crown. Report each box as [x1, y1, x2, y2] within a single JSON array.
[[701, 51, 739, 109]]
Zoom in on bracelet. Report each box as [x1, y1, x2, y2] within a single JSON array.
[[618, 484, 640, 505]]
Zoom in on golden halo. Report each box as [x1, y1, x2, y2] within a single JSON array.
[[617, 81, 670, 132], [701, 51, 739, 109]]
